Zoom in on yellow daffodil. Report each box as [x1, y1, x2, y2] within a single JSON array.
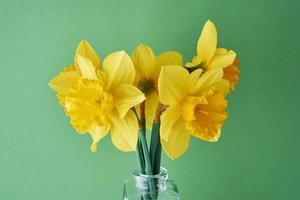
[[158, 66, 229, 159], [49, 40, 100, 107], [223, 58, 240, 91], [186, 20, 236, 74], [49, 41, 145, 152], [131, 44, 183, 128]]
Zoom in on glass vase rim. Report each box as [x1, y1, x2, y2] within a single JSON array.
[[132, 167, 168, 179]]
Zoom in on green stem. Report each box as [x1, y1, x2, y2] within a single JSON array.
[[132, 106, 155, 199], [132, 108, 145, 175], [149, 104, 164, 175], [149, 123, 161, 175], [139, 102, 157, 200], [139, 102, 152, 175], [139, 118, 152, 175], [136, 137, 145, 174]]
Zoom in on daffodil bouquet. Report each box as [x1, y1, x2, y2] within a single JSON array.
[[49, 20, 239, 198]]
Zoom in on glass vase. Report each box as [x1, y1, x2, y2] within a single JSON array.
[[123, 167, 179, 200]]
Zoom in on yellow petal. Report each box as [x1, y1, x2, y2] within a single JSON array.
[[131, 44, 157, 78], [89, 123, 110, 152], [197, 20, 217, 64], [160, 106, 182, 141], [49, 66, 80, 93], [189, 69, 223, 95], [185, 55, 198, 67], [187, 68, 203, 93], [214, 48, 228, 56], [161, 118, 190, 160], [211, 79, 230, 95], [157, 51, 183, 66], [207, 50, 236, 70], [77, 55, 98, 80], [103, 51, 135, 90], [192, 55, 201, 65], [155, 51, 183, 76], [74, 40, 101, 70], [113, 84, 145, 118], [153, 51, 183, 80], [145, 92, 159, 129], [158, 65, 189, 105], [109, 110, 138, 152]]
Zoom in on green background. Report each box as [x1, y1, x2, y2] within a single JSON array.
[[0, 0, 299, 199]]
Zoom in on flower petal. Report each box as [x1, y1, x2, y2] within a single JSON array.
[[158, 65, 189, 105], [109, 110, 138, 152], [113, 84, 145, 118], [190, 69, 223, 95], [131, 44, 157, 78], [185, 55, 198, 67], [74, 40, 101, 70], [161, 117, 190, 160], [207, 50, 236, 70], [156, 51, 183, 73], [77, 55, 98, 80], [197, 20, 217, 64], [49, 66, 80, 93], [214, 48, 228, 56], [103, 51, 135, 90], [145, 92, 159, 129], [89, 123, 110, 152], [153, 51, 183, 79], [160, 106, 182, 141], [187, 68, 203, 93], [211, 79, 230, 95]]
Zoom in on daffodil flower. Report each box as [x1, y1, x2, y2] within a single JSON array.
[[186, 20, 236, 73], [49, 41, 145, 152], [158, 66, 229, 159], [131, 44, 183, 128]]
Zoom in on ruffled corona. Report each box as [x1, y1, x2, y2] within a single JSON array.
[[65, 79, 113, 133], [185, 89, 228, 142]]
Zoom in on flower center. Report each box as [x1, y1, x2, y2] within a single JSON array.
[[181, 96, 207, 122], [138, 78, 156, 96], [98, 92, 114, 113], [194, 104, 209, 118]]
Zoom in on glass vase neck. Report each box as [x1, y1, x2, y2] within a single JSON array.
[[132, 167, 168, 190]]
